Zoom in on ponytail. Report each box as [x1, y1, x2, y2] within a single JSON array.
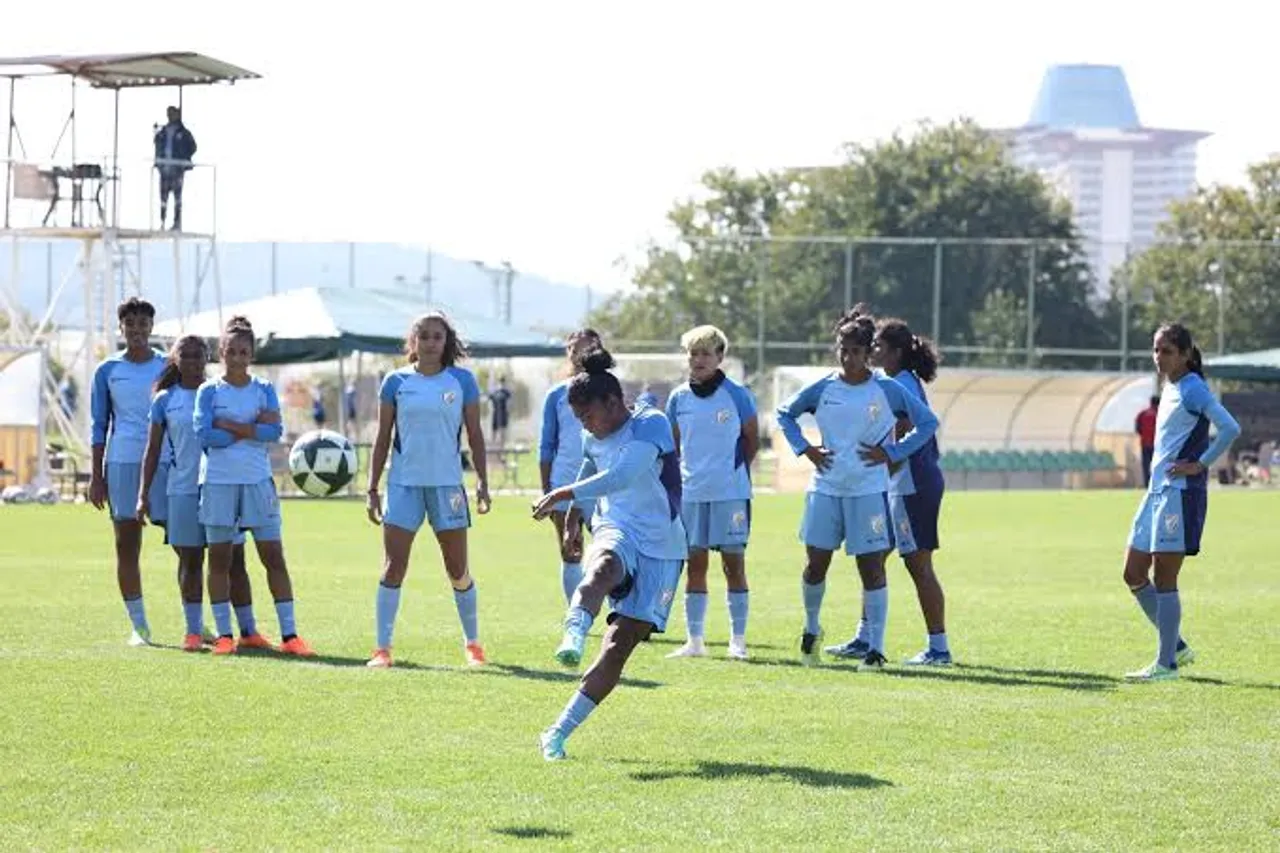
[[154, 333, 206, 392], [906, 332, 941, 383], [154, 362, 182, 393], [1188, 345, 1204, 377]]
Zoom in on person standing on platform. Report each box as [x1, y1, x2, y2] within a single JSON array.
[[153, 106, 197, 231]]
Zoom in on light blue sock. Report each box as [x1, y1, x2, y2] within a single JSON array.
[[1133, 582, 1186, 649], [1131, 583, 1159, 626], [376, 582, 402, 649], [552, 689, 598, 738], [727, 590, 749, 637], [123, 596, 149, 633], [561, 562, 583, 604], [929, 632, 950, 653], [685, 592, 709, 639], [865, 586, 888, 653], [234, 604, 257, 637], [182, 602, 203, 636], [854, 611, 871, 645], [1156, 591, 1181, 669], [274, 599, 297, 639], [211, 600, 234, 637], [453, 583, 479, 643], [565, 604, 594, 635], [802, 580, 825, 635]]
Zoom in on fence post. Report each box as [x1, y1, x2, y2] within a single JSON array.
[[1119, 243, 1130, 371], [1025, 243, 1037, 367], [1217, 253, 1226, 355], [756, 240, 768, 378], [842, 241, 853, 311], [931, 240, 942, 343]]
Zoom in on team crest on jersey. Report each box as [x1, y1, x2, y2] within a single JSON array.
[[1162, 512, 1180, 535], [868, 402, 882, 421], [449, 489, 466, 513], [870, 514, 886, 535], [442, 391, 457, 405], [731, 510, 747, 530], [715, 408, 732, 424]]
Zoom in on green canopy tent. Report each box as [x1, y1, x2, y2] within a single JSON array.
[[152, 286, 564, 362], [1205, 348, 1280, 383]]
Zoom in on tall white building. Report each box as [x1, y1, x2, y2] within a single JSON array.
[[994, 64, 1209, 295]]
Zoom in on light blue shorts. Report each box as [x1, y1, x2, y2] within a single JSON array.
[[384, 484, 470, 534], [166, 493, 205, 548], [800, 491, 894, 556], [681, 498, 750, 553], [199, 480, 282, 544], [590, 526, 685, 633], [149, 465, 170, 524], [1129, 486, 1207, 557], [106, 462, 148, 522], [888, 493, 918, 556]]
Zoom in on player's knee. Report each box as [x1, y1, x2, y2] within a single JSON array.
[[449, 571, 473, 591]]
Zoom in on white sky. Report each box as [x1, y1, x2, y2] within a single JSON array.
[[3, 0, 1277, 291]]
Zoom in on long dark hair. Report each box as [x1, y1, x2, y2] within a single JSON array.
[[154, 334, 207, 392], [833, 302, 875, 351], [1156, 322, 1204, 377], [567, 347, 622, 407], [876, 317, 941, 383], [406, 311, 468, 367]]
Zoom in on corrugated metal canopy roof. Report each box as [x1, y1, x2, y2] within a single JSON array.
[[0, 52, 260, 88]]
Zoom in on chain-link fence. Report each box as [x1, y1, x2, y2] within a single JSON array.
[[604, 235, 1280, 377]]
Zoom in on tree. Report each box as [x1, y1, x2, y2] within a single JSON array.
[[591, 120, 1105, 372], [1115, 156, 1280, 357]]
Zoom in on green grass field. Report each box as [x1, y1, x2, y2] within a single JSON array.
[[2, 490, 1278, 851]]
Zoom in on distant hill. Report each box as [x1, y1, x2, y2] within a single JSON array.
[[0, 239, 601, 334]]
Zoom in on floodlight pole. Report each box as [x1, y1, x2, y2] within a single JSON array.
[[111, 87, 120, 228], [4, 76, 14, 229]]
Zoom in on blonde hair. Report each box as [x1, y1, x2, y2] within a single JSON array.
[[680, 324, 729, 355]]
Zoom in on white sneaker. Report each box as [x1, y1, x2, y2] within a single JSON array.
[[727, 635, 748, 660], [666, 638, 707, 658]]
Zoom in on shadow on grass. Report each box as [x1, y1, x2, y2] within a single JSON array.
[[646, 636, 783, 652], [629, 760, 892, 790], [881, 664, 1117, 692], [491, 826, 572, 841], [220, 653, 665, 690], [1183, 675, 1280, 692]]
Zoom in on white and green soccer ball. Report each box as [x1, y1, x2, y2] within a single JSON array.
[[288, 429, 358, 497]]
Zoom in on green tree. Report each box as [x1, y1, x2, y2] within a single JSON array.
[[1115, 156, 1280, 357], [591, 120, 1105, 372]]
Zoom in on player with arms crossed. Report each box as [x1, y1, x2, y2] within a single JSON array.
[[828, 315, 953, 665], [664, 325, 758, 660], [531, 347, 687, 760], [537, 328, 604, 603], [1122, 322, 1239, 681], [137, 334, 268, 651], [776, 309, 939, 670], [195, 316, 314, 657], [365, 312, 491, 668], [89, 297, 168, 645]]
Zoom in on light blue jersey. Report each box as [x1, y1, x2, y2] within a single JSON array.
[[149, 386, 203, 495], [776, 372, 939, 498], [539, 380, 585, 489], [573, 408, 687, 561], [90, 350, 168, 464], [1148, 372, 1240, 493], [194, 376, 283, 485], [380, 365, 480, 488], [665, 375, 756, 503]]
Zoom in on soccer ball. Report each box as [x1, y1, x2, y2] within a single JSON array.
[[288, 429, 358, 497]]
